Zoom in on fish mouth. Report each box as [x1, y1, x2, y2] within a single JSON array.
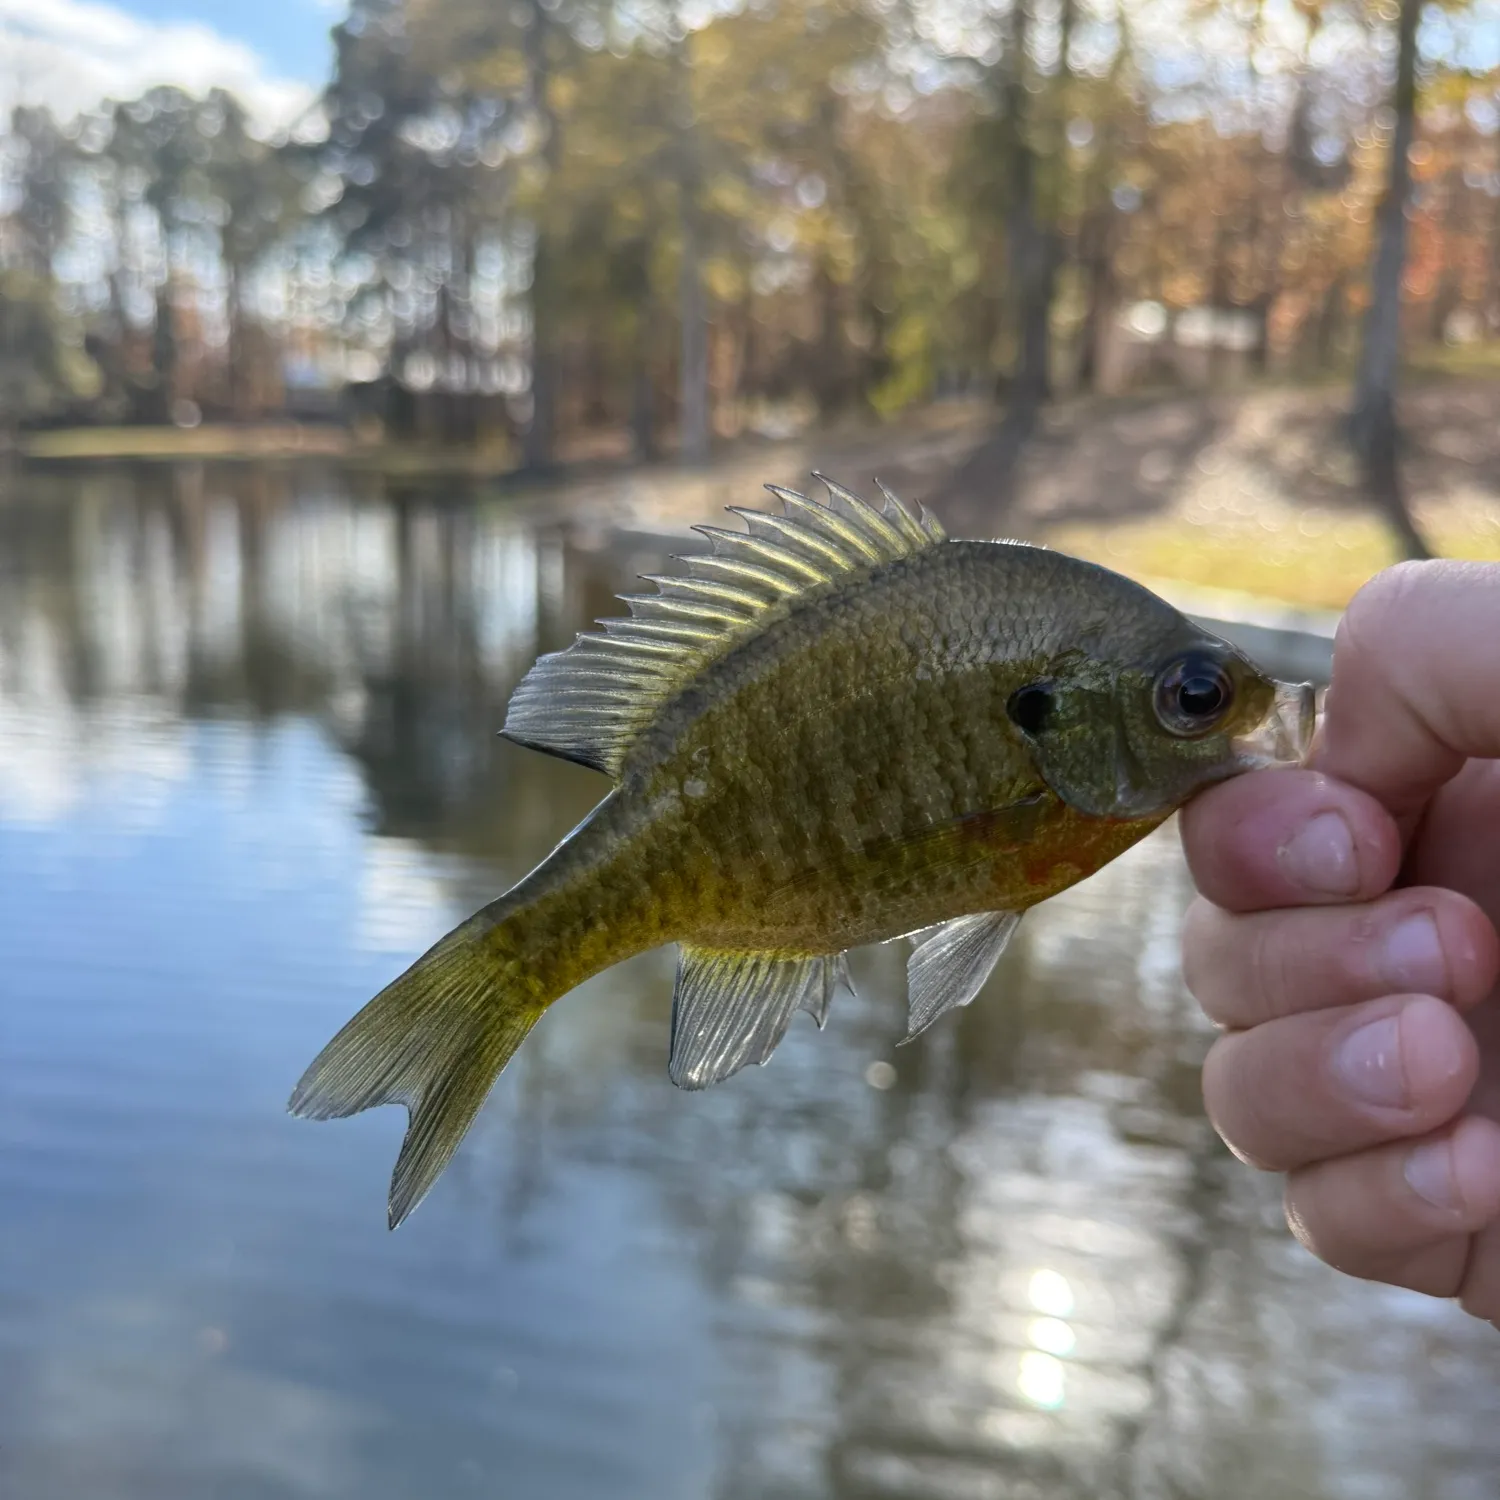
[[1231, 679, 1317, 769]]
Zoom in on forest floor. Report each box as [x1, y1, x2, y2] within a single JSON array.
[[21, 369, 1500, 613]]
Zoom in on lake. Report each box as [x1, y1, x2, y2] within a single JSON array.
[[1, 462, 1496, 1500]]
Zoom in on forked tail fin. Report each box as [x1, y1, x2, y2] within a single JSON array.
[[288, 913, 542, 1228]]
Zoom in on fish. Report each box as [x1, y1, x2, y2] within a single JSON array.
[[289, 477, 1314, 1226]]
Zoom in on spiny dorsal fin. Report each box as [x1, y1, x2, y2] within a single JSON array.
[[501, 477, 943, 778]]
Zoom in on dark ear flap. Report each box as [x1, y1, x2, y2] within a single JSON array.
[[1008, 671, 1167, 820], [1009, 680, 1122, 817]]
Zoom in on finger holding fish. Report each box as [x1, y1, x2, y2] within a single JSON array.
[[1179, 770, 1403, 913], [1182, 886, 1499, 1029], [1202, 993, 1479, 1173]]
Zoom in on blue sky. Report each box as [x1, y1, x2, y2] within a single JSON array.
[[119, 0, 335, 83], [0, 0, 333, 129], [0, 0, 335, 129]]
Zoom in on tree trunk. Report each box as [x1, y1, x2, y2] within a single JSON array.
[[813, 257, 848, 417], [1075, 5, 1134, 395], [677, 193, 710, 463], [1208, 215, 1233, 385], [1249, 291, 1273, 374], [1429, 270, 1459, 345], [522, 0, 562, 471], [525, 231, 560, 469], [1011, 219, 1053, 414], [1008, 0, 1064, 416], [1312, 274, 1345, 369], [1350, 0, 1430, 560], [631, 332, 657, 463], [1428, 170, 1463, 343], [1487, 193, 1500, 334], [150, 280, 176, 425], [1074, 208, 1112, 391], [662, 23, 712, 465], [440, 218, 477, 446], [937, 0, 1064, 527], [224, 259, 242, 419]]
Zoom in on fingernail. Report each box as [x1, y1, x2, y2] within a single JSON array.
[[1330, 1014, 1406, 1108], [1405, 1138, 1460, 1212], [1380, 911, 1448, 995], [1278, 810, 1358, 896]]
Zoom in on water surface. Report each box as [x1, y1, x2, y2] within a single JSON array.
[[1, 463, 1496, 1500]]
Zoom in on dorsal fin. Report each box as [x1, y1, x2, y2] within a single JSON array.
[[501, 477, 944, 778]]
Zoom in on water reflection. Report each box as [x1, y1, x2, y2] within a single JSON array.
[[0, 463, 1495, 1500]]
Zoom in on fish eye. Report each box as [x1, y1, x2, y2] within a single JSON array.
[[1154, 654, 1234, 737], [1007, 682, 1054, 736]]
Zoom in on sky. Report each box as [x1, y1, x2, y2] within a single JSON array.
[[0, 0, 334, 132]]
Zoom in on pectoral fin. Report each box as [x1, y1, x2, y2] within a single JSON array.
[[903, 910, 1022, 1041], [670, 946, 848, 1089]]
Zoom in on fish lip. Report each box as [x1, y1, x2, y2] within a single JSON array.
[[1231, 679, 1317, 769]]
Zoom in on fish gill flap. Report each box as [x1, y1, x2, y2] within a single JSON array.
[[501, 477, 943, 780], [669, 946, 847, 1089], [903, 910, 1022, 1041]]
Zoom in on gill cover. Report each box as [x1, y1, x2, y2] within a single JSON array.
[[1006, 644, 1298, 820]]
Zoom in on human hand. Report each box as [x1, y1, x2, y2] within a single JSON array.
[[1179, 561, 1500, 1319]]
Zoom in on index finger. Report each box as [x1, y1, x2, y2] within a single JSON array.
[[1317, 561, 1500, 821]]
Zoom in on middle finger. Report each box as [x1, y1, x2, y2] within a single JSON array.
[[1183, 886, 1500, 1029], [1203, 994, 1479, 1172]]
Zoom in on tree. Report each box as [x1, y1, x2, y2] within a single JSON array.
[[670, 30, 711, 465], [1349, 0, 1432, 560], [4, 107, 74, 277], [517, 0, 569, 469], [0, 270, 100, 433], [208, 94, 299, 417], [318, 0, 521, 443], [938, 0, 1077, 524], [4, 0, 1500, 487]]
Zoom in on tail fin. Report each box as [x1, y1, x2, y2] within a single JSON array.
[[288, 915, 540, 1228]]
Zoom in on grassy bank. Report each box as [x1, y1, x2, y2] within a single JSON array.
[[1043, 494, 1500, 614], [21, 424, 353, 462]]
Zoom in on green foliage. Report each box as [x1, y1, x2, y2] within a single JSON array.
[[1, 0, 1498, 455], [0, 269, 100, 427]]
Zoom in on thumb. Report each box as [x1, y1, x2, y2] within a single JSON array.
[[1316, 561, 1500, 821]]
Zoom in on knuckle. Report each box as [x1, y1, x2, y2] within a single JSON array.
[[1339, 562, 1424, 661], [1248, 917, 1297, 1022]]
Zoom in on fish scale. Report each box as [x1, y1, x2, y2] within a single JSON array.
[[290, 478, 1314, 1227]]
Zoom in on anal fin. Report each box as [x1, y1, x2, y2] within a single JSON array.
[[670, 946, 846, 1089], [903, 910, 1022, 1041], [801, 952, 853, 1030]]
